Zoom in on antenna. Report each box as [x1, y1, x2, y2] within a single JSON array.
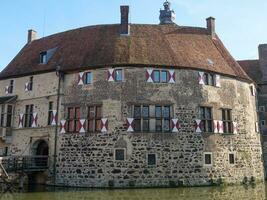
[[42, 3, 47, 37], [129, 0, 132, 24]]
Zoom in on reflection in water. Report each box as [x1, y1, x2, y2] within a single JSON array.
[[0, 183, 266, 200]]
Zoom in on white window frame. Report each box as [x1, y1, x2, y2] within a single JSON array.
[[114, 148, 126, 161], [84, 71, 93, 85], [40, 52, 47, 64], [203, 152, 213, 167], [114, 69, 124, 82], [147, 153, 157, 166], [229, 153, 235, 165]]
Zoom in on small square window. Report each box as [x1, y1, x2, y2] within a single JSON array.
[[204, 153, 212, 166], [115, 69, 123, 82], [153, 70, 160, 83], [261, 120, 266, 126], [229, 153, 235, 164], [147, 154, 156, 166], [115, 149, 125, 161], [85, 72, 92, 84]]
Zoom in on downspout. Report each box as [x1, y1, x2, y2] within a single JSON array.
[[53, 66, 62, 185]]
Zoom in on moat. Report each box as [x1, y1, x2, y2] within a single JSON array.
[[0, 183, 266, 200]]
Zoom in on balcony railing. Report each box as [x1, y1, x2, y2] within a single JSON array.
[[0, 156, 49, 173]]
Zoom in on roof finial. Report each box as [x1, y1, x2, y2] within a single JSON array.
[[163, 0, 171, 11], [159, 0, 176, 25]]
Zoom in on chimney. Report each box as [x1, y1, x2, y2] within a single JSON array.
[[259, 44, 267, 82], [120, 6, 130, 35], [206, 17, 215, 38], [27, 29, 37, 44]]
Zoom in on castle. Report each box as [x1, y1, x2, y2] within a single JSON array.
[[0, 1, 264, 187]]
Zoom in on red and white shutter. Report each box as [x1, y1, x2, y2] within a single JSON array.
[[31, 112, 38, 128], [25, 82, 29, 92], [198, 72, 205, 85], [51, 110, 57, 126], [60, 120, 66, 134], [168, 70, 175, 83], [78, 72, 85, 85], [108, 69, 115, 82], [5, 86, 9, 94], [215, 75, 221, 87], [79, 119, 86, 133], [171, 119, 180, 132], [18, 113, 24, 128], [213, 120, 218, 133], [233, 122, 238, 134], [101, 118, 108, 133], [195, 119, 202, 133], [218, 120, 224, 133], [126, 118, 134, 132], [146, 69, 154, 83]]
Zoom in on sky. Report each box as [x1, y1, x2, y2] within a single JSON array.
[[0, 0, 267, 71]]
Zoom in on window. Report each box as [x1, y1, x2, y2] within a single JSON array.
[[115, 149, 125, 161], [0, 147, 8, 157], [9, 80, 14, 94], [259, 106, 265, 112], [161, 71, 168, 83], [88, 106, 102, 132], [0, 105, 5, 127], [48, 102, 54, 125], [24, 104, 34, 128], [28, 76, 33, 91], [133, 106, 141, 132], [203, 73, 215, 86], [261, 120, 266, 126], [85, 72, 92, 84], [153, 70, 169, 83], [229, 153, 235, 164], [66, 107, 80, 132], [222, 109, 232, 133], [115, 69, 123, 82], [147, 154, 156, 166], [40, 52, 47, 64], [6, 105, 12, 127], [0, 105, 13, 127], [132, 105, 172, 133], [200, 107, 213, 132], [153, 70, 160, 83], [204, 153, 212, 166]]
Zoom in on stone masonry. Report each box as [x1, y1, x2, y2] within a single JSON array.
[[54, 67, 264, 187]]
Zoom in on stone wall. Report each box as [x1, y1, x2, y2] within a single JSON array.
[[0, 71, 59, 159], [55, 67, 264, 187]]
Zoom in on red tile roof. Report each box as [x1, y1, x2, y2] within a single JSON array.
[[0, 24, 251, 81]]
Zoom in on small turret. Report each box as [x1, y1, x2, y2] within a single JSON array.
[[159, 1, 176, 24]]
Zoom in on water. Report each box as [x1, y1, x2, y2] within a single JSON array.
[[0, 183, 266, 200]]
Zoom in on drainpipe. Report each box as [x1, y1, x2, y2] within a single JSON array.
[[53, 66, 62, 185]]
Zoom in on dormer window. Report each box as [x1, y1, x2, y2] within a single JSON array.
[[40, 52, 47, 64], [39, 47, 57, 64]]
